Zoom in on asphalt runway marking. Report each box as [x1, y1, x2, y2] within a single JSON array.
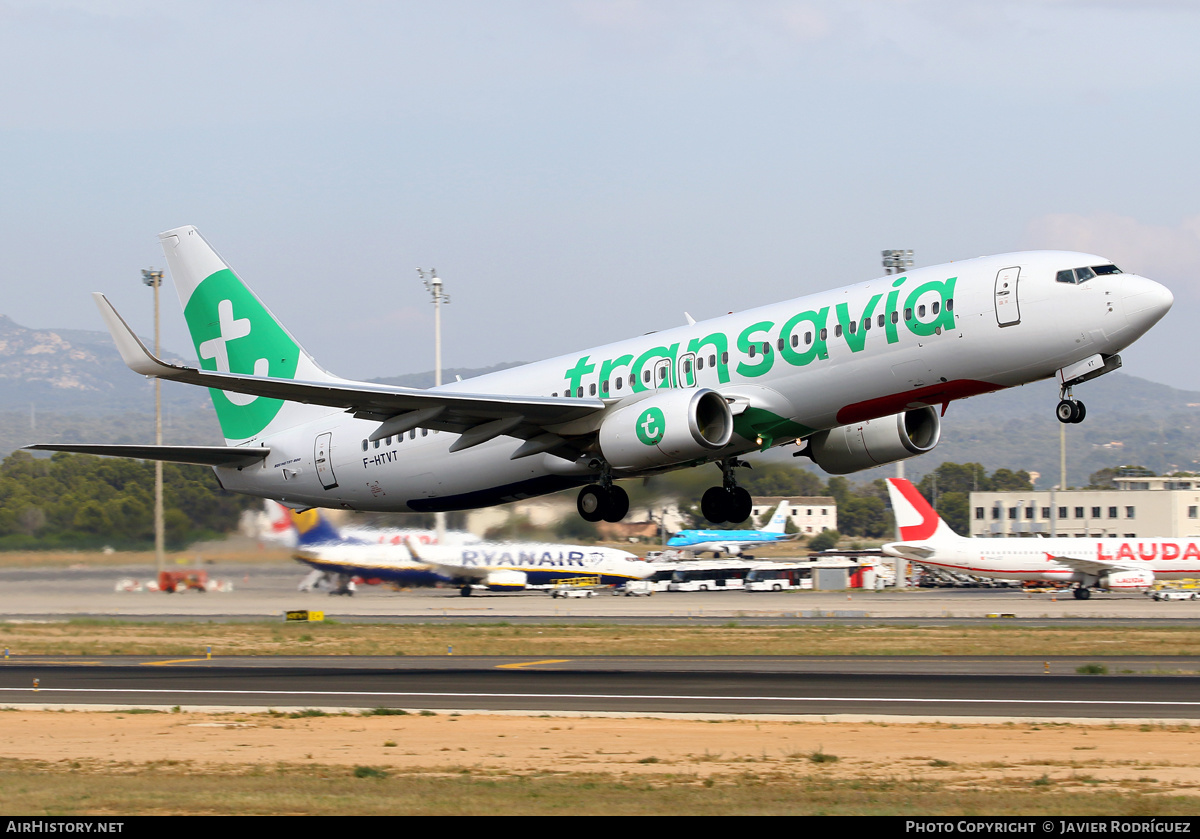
[[494, 659, 571, 669], [143, 658, 211, 666], [3, 686, 1200, 708]]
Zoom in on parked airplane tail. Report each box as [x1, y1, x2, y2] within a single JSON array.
[[762, 500, 791, 534], [159, 225, 343, 444], [884, 478, 964, 543], [288, 507, 347, 546]]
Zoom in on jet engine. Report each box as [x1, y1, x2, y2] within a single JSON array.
[[598, 388, 734, 471], [1097, 569, 1155, 591], [484, 569, 527, 592], [807, 407, 941, 475]]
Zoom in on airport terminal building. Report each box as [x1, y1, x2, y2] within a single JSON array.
[[968, 476, 1200, 539]]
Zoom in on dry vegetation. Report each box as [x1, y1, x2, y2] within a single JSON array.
[[3, 619, 1200, 658], [1, 712, 1198, 815]]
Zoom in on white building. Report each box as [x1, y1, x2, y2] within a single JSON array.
[[968, 475, 1200, 539], [750, 496, 837, 535]]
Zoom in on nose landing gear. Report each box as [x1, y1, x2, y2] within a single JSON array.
[[1056, 385, 1086, 424]]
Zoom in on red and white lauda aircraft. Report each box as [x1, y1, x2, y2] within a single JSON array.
[[883, 479, 1200, 599]]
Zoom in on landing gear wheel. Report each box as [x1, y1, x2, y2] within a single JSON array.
[[727, 487, 753, 524], [1056, 399, 1086, 424], [1073, 587, 1091, 600], [577, 485, 607, 522], [701, 486, 731, 523], [459, 585, 473, 597], [602, 485, 629, 523]]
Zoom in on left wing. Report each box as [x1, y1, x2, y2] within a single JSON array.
[[1044, 553, 1140, 575], [403, 538, 486, 582], [93, 292, 605, 458]]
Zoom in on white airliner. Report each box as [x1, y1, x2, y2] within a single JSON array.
[[287, 507, 444, 593], [403, 538, 654, 596], [285, 505, 644, 595], [28, 226, 1172, 525], [883, 478, 1200, 599], [667, 499, 799, 556]]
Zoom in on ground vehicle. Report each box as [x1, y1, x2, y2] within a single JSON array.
[[667, 562, 753, 591], [744, 564, 811, 591], [1150, 589, 1197, 601], [616, 580, 655, 596]]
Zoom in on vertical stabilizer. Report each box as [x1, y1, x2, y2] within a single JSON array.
[[158, 226, 342, 444], [885, 478, 963, 543], [289, 508, 348, 546], [763, 500, 790, 534]]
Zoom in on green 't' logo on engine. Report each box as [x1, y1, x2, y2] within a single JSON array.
[[183, 269, 299, 440], [635, 407, 666, 446]]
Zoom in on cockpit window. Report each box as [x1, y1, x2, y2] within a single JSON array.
[[1056, 264, 1122, 284]]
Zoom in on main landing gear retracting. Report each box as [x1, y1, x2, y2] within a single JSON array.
[[577, 458, 753, 525]]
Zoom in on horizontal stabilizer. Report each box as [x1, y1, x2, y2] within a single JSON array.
[[24, 444, 270, 468], [90, 293, 604, 441]]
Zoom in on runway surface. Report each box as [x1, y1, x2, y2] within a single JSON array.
[[3, 655, 1199, 720], [4, 561, 1200, 721]]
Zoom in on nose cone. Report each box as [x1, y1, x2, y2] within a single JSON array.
[[1123, 275, 1174, 335]]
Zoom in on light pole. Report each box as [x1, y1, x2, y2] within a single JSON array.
[[418, 268, 450, 542], [882, 250, 914, 587], [142, 268, 165, 576]]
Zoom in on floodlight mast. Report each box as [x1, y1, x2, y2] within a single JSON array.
[[881, 250, 914, 587], [418, 268, 450, 542], [141, 268, 165, 576]]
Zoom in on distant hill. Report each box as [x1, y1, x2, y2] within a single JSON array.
[[5, 313, 1198, 487]]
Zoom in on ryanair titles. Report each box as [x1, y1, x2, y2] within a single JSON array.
[[458, 549, 595, 567]]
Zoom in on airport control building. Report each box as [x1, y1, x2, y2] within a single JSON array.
[[968, 475, 1200, 539]]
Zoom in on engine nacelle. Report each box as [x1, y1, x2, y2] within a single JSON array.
[[598, 388, 734, 471], [1098, 569, 1155, 591], [484, 569, 527, 592], [807, 407, 941, 475]]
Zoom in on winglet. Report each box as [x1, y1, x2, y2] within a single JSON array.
[[92, 292, 178, 378]]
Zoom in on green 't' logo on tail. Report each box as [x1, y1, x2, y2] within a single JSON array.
[[183, 269, 299, 440]]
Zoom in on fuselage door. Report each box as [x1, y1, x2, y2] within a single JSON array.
[[315, 432, 338, 490], [677, 353, 697, 388], [994, 266, 1021, 327], [652, 357, 674, 389]]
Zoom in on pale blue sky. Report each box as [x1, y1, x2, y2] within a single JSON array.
[[2, 1, 1198, 388]]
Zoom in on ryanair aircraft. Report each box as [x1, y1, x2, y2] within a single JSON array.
[[28, 226, 1173, 525]]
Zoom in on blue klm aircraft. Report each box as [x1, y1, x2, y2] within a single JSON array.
[[667, 500, 800, 556]]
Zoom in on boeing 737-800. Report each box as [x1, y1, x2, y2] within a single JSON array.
[[883, 478, 1200, 599], [28, 226, 1173, 525]]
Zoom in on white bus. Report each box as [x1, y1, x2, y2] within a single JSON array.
[[744, 563, 812, 591], [666, 562, 755, 592]]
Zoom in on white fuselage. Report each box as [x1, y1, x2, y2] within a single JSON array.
[[890, 537, 1200, 583], [213, 251, 1170, 513]]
